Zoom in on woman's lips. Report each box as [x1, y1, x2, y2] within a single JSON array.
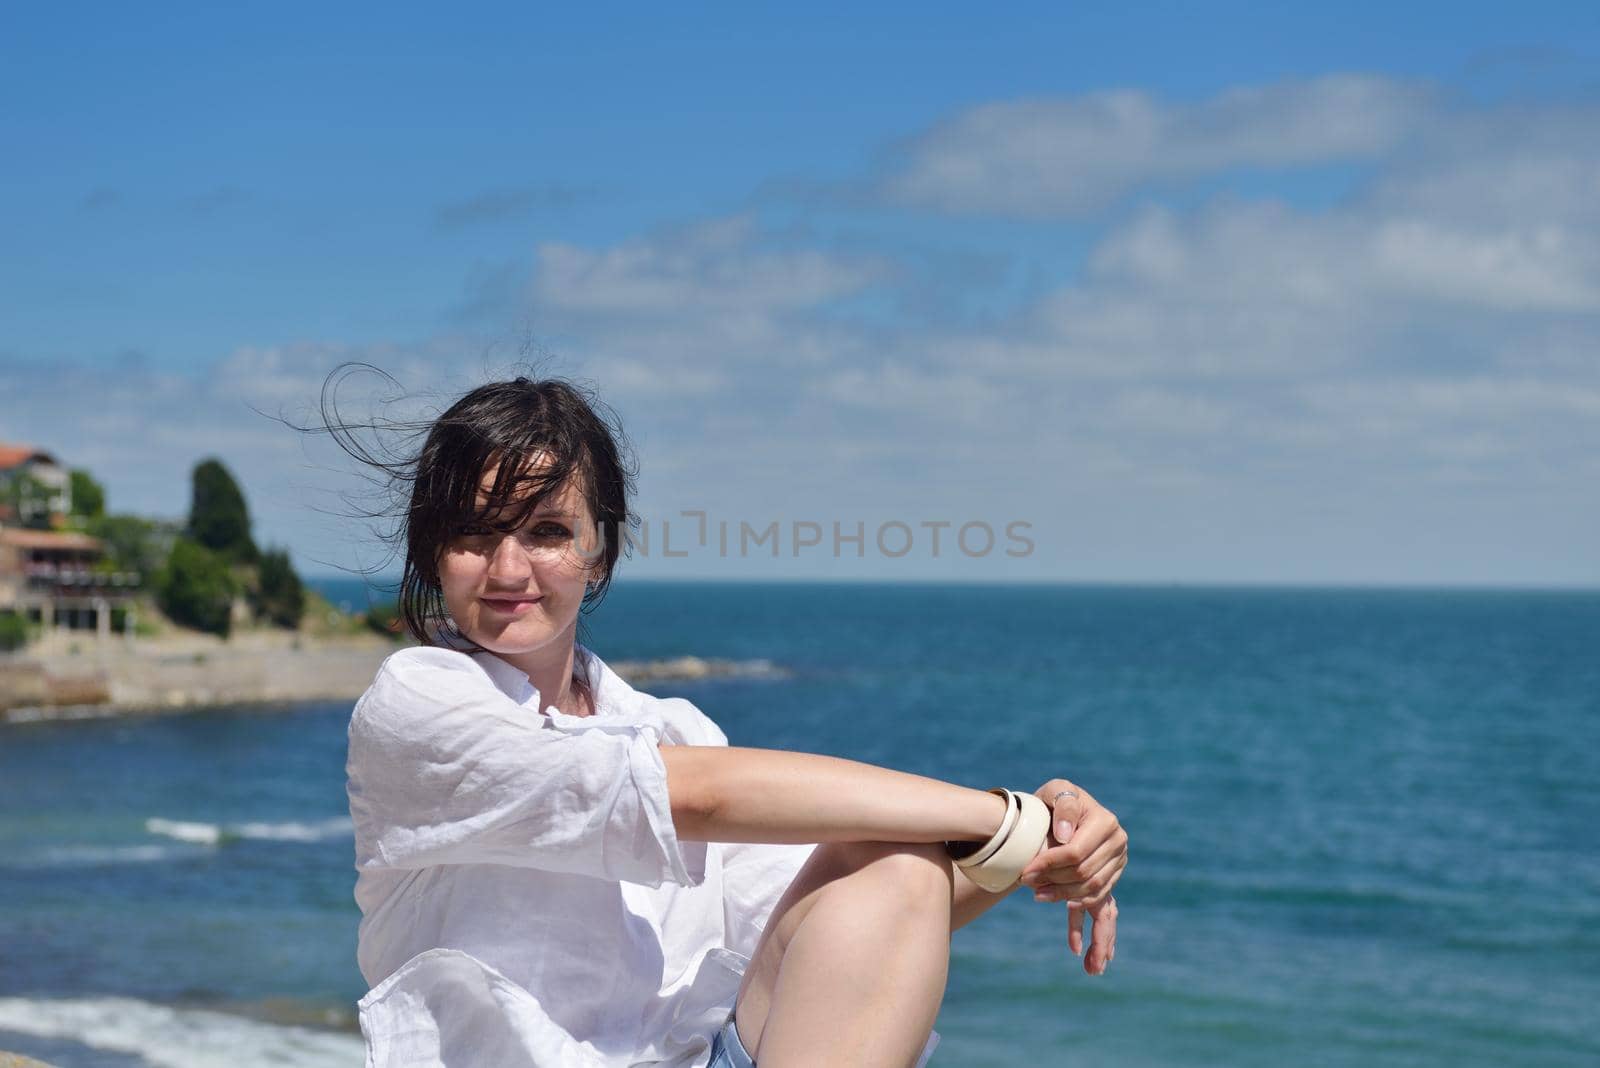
[[480, 595, 543, 615]]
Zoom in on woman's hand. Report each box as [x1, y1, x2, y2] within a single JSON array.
[[1017, 779, 1127, 976]]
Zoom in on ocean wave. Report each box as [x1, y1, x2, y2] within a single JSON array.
[[0, 995, 362, 1068], [14, 843, 204, 869], [144, 816, 353, 845], [144, 818, 225, 845], [1, 818, 355, 870], [229, 817, 354, 842]]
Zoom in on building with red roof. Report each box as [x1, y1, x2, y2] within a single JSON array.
[[0, 443, 138, 638], [0, 442, 72, 524]]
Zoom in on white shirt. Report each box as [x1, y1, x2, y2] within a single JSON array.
[[347, 644, 941, 1068]]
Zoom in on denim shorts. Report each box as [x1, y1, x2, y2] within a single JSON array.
[[707, 1010, 756, 1068]]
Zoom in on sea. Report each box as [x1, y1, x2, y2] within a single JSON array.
[[2, 580, 1596, 1067]]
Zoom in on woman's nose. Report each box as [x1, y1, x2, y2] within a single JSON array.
[[485, 533, 532, 580]]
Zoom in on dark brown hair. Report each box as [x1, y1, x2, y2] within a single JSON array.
[[398, 376, 635, 643], [316, 364, 639, 699]]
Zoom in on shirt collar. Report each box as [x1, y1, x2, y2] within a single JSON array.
[[469, 643, 638, 721]]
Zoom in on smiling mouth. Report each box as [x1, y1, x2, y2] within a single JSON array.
[[480, 595, 543, 614]]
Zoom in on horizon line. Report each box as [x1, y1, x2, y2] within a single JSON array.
[[300, 572, 1600, 594]]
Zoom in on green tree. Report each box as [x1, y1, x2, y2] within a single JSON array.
[[364, 600, 403, 639], [69, 469, 106, 519], [0, 611, 28, 652], [188, 458, 258, 563], [158, 538, 237, 638], [253, 546, 305, 629], [87, 514, 169, 578]]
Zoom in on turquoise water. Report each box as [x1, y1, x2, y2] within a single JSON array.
[[2, 582, 1596, 1066]]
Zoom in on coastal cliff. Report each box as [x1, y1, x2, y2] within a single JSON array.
[[1, 630, 783, 723], [0, 630, 394, 722]]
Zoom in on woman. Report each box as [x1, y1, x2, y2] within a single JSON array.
[[343, 374, 1128, 1068]]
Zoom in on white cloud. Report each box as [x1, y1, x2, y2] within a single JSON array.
[[816, 361, 1012, 428], [1366, 104, 1600, 228], [512, 143, 1600, 524], [592, 357, 727, 397], [1095, 388, 1238, 437], [878, 74, 1433, 216], [1298, 376, 1600, 423], [9, 78, 1598, 585], [1371, 218, 1599, 311], [532, 214, 888, 316]]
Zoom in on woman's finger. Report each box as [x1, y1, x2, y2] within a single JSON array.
[[1072, 835, 1128, 889], [1024, 828, 1127, 889], [1067, 900, 1086, 957], [1038, 782, 1091, 849], [1023, 805, 1122, 878], [1068, 853, 1128, 909], [1034, 851, 1127, 904], [1084, 897, 1119, 976]]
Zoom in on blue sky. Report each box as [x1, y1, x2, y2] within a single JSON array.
[[4, 4, 1598, 586]]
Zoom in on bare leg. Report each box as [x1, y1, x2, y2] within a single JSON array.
[[731, 840, 954, 1068]]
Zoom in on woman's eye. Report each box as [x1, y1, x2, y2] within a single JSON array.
[[452, 520, 569, 542]]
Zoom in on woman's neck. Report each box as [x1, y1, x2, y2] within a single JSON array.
[[499, 641, 592, 716]]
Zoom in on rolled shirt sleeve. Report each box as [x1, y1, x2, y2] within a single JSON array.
[[347, 648, 705, 888]]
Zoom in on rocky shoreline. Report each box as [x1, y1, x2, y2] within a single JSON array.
[[0, 632, 785, 724], [0, 1054, 54, 1068]]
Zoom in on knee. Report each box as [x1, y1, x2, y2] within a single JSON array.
[[835, 840, 954, 904]]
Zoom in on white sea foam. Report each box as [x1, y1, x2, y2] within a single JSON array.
[[34, 843, 199, 867], [144, 818, 224, 845], [143, 816, 353, 845], [0, 995, 363, 1068], [230, 817, 353, 842], [5, 818, 354, 869]]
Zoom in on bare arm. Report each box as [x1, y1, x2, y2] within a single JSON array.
[[951, 864, 1021, 929], [659, 743, 1009, 847]]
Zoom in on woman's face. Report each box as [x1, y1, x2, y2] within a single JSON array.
[[437, 458, 598, 662]]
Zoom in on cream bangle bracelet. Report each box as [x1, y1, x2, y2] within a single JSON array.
[[953, 788, 1052, 893], [960, 787, 1020, 867]]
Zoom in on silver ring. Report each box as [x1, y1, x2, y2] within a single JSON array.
[[1051, 789, 1079, 804]]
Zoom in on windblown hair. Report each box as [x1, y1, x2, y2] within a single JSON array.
[[315, 363, 639, 698]]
